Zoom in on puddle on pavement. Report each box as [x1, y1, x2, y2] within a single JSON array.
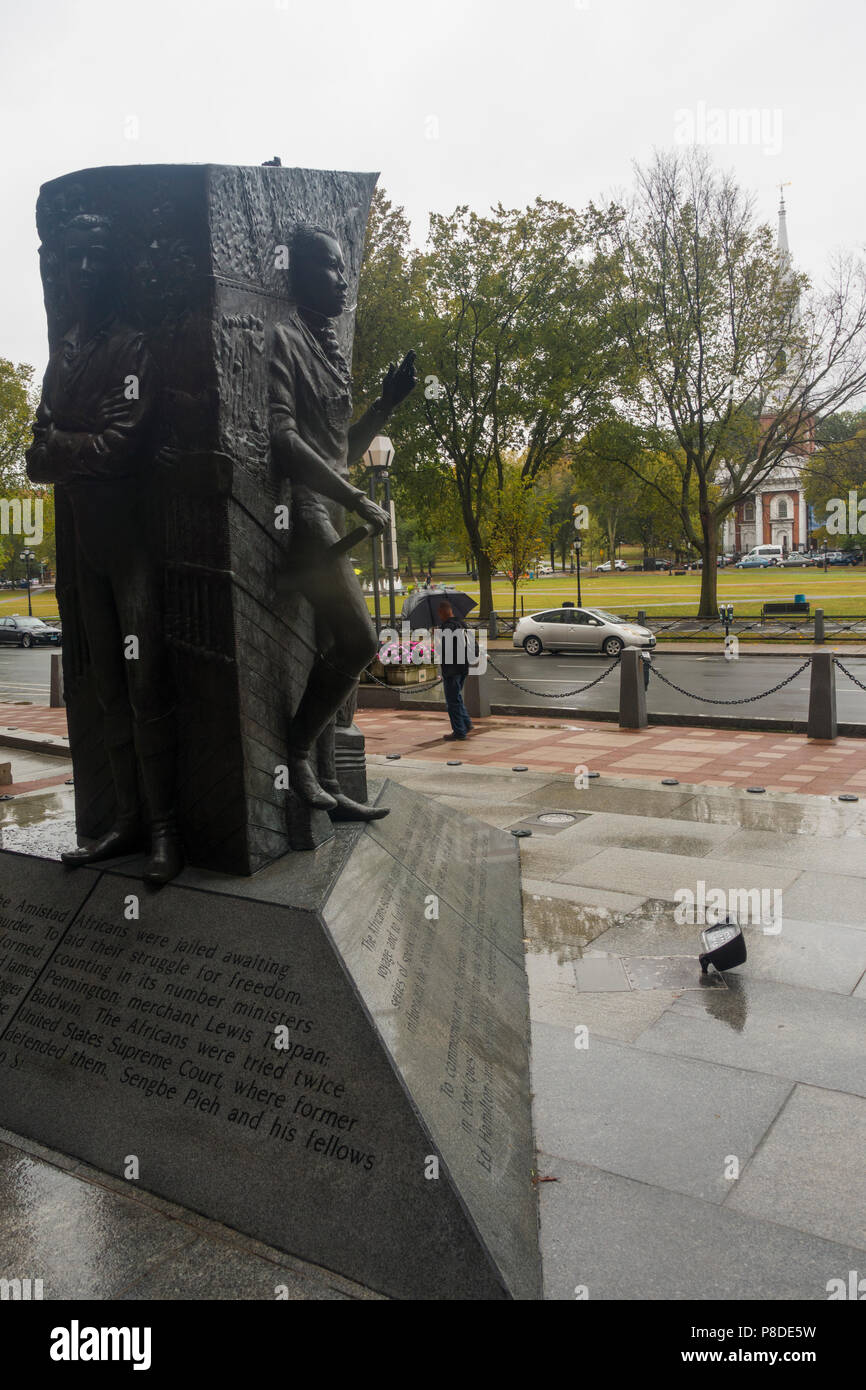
[[523, 893, 750, 1000], [0, 789, 73, 828], [674, 793, 866, 838], [689, 974, 751, 1032], [0, 789, 76, 860], [522, 894, 618, 961]]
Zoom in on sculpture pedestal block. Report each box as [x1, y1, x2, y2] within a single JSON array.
[[0, 782, 540, 1300]]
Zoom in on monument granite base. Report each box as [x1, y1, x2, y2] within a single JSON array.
[[0, 781, 540, 1300]]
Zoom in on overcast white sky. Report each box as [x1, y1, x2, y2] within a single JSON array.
[[2, 0, 864, 376]]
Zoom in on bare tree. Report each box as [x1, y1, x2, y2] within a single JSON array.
[[591, 148, 866, 614]]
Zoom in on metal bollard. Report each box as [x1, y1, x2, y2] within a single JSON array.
[[814, 608, 825, 644], [619, 648, 647, 729], [806, 653, 836, 740], [464, 666, 491, 719], [50, 652, 65, 708], [637, 610, 646, 627]]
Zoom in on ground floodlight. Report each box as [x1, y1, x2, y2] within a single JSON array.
[[699, 916, 747, 975]]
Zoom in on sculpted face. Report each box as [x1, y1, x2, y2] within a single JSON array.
[[63, 221, 114, 307], [292, 232, 348, 319]]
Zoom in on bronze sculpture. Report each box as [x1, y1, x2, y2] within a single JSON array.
[[25, 212, 183, 884], [270, 224, 416, 819], [26, 165, 411, 870]]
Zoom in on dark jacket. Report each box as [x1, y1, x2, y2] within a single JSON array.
[[438, 616, 471, 678]]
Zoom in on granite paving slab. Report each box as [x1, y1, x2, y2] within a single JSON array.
[[725, 1084, 866, 1250], [538, 1158, 865, 1300], [637, 976, 866, 1097], [531, 1023, 792, 1204]]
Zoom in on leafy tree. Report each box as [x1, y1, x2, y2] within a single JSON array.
[[804, 414, 866, 545], [352, 188, 453, 577], [544, 462, 581, 571], [416, 199, 617, 615], [590, 149, 866, 615], [571, 419, 647, 569], [0, 358, 37, 486], [486, 467, 553, 620]]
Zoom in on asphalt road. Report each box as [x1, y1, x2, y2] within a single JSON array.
[[487, 648, 866, 724], [3, 645, 866, 725], [0, 646, 61, 704]]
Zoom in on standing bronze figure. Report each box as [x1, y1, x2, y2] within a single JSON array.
[[270, 224, 416, 819], [26, 212, 183, 884]]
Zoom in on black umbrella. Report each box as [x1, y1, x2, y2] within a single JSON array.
[[401, 588, 477, 628]]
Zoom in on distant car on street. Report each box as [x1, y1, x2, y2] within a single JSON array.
[[595, 559, 629, 573], [0, 616, 62, 648], [775, 552, 817, 567], [735, 555, 774, 569], [513, 606, 655, 658], [826, 550, 860, 565]]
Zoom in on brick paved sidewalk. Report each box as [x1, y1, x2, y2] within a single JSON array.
[[358, 709, 866, 797], [4, 701, 865, 799], [0, 704, 71, 794]]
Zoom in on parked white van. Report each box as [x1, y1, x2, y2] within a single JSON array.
[[746, 545, 783, 563]]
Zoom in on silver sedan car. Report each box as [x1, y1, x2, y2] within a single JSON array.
[[513, 606, 655, 657]]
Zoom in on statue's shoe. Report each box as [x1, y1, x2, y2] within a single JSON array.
[[143, 821, 184, 887], [288, 758, 338, 811], [61, 822, 144, 868], [327, 793, 390, 823]]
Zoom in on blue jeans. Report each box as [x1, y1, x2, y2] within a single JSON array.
[[443, 670, 471, 735]]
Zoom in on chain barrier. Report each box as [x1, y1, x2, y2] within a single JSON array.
[[363, 666, 444, 692], [649, 659, 811, 705], [835, 659, 866, 693], [485, 653, 621, 699]]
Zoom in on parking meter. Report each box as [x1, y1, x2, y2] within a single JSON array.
[[718, 603, 733, 637]]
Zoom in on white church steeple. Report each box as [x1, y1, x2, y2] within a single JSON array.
[[777, 181, 791, 262]]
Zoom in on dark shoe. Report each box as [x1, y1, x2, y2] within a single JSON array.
[[328, 793, 390, 823], [443, 732, 466, 742], [143, 818, 184, 886], [288, 756, 338, 810], [61, 819, 144, 868]]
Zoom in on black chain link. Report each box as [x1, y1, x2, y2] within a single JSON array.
[[649, 659, 812, 705], [835, 659, 866, 693], [485, 653, 621, 699], [363, 666, 443, 692]]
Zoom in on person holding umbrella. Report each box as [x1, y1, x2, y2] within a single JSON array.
[[436, 600, 473, 741]]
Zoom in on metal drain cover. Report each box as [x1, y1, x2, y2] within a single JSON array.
[[508, 811, 591, 836]]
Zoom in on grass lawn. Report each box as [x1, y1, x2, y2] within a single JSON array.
[[15, 576, 864, 629], [0, 588, 60, 619], [369, 568, 866, 620]]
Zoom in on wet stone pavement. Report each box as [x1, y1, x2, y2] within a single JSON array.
[[374, 757, 866, 1300], [1, 753, 864, 1299]]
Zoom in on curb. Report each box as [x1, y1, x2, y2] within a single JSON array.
[[0, 733, 70, 758], [487, 704, 866, 737]]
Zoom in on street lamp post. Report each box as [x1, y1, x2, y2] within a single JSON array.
[[573, 512, 583, 607], [19, 550, 35, 617], [363, 435, 396, 630], [823, 540, 829, 573]]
